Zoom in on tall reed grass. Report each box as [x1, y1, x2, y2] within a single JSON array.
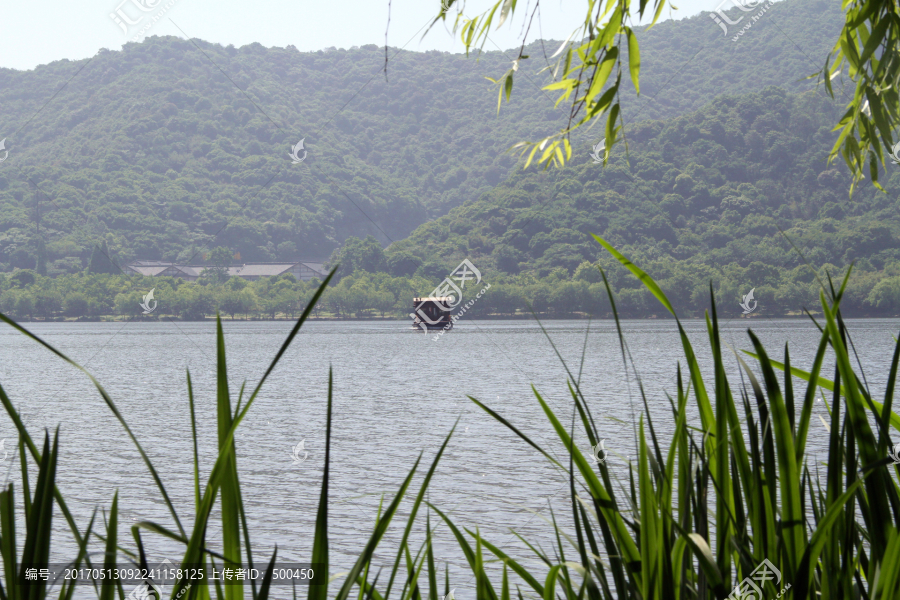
[[0, 236, 898, 600]]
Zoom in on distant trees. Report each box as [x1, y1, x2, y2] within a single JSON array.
[[1, 262, 900, 320], [35, 239, 47, 276], [203, 247, 234, 283], [33, 291, 61, 318], [9, 270, 36, 288], [327, 236, 387, 278], [371, 290, 395, 318], [0, 289, 30, 320], [173, 285, 214, 320], [386, 251, 423, 277], [63, 293, 90, 317], [87, 241, 119, 275], [114, 290, 146, 318], [866, 277, 900, 313], [220, 289, 257, 319]]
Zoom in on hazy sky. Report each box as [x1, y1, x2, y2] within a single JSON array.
[[2, 0, 723, 71]]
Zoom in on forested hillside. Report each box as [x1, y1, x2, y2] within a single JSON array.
[[369, 86, 900, 316], [574, 0, 843, 124], [0, 0, 841, 276]]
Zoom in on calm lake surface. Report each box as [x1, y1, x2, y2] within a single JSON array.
[[0, 317, 897, 595]]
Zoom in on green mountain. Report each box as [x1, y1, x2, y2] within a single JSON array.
[[611, 0, 843, 124], [0, 0, 842, 276], [384, 84, 900, 316]]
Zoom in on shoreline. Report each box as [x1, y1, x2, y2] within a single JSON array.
[[4, 312, 898, 323]]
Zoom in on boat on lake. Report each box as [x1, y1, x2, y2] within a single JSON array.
[[410, 297, 454, 331]]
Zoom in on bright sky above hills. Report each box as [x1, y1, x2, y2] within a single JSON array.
[[3, 0, 726, 71]]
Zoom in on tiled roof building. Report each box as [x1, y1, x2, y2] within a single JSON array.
[[124, 260, 327, 282]]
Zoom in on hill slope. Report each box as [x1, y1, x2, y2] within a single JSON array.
[[382, 85, 900, 315], [0, 0, 842, 274]]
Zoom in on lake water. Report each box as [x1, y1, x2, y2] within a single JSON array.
[[0, 316, 897, 596]]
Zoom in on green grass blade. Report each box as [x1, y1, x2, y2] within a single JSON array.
[[0, 484, 17, 600], [637, 416, 660, 600], [214, 316, 242, 600], [575, 501, 614, 600], [564, 424, 601, 600], [795, 332, 830, 462], [21, 431, 57, 600], [17, 435, 29, 524], [732, 350, 777, 560], [784, 345, 795, 432], [174, 278, 339, 598], [99, 492, 119, 600], [187, 369, 201, 511], [425, 513, 436, 600], [255, 547, 278, 600], [357, 567, 384, 600], [542, 565, 564, 600], [308, 368, 332, 600], [705, 302, 733, 582]]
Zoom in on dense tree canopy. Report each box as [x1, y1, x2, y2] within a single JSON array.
[[0, 0, 841, 275]]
